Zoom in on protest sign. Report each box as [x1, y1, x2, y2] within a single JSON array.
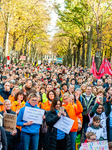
[[4, 113, 17, 132], [80, 140, 109, 150], [20, 55, 26, 60], [53, 116, 74, 134], [38, 60, 41, 65], [23, 107, 45, 124]]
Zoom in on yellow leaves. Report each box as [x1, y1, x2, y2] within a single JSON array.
[[0, 0, 51, 55]]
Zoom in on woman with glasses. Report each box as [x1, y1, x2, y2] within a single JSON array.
[[44, 97, 72, 150], [62, 93, 83, 150], [17, 93, 44, 150]]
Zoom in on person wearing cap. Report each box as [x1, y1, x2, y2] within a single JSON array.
[[61, 83, 69, 96]]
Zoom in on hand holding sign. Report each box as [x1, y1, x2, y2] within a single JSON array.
[[24, 121, 33, 126], [57, 112, 61, 117], [23, 107, 45, 124]]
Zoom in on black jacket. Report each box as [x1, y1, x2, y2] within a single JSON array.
[[0, 126, 7, 150], [0, 110, 16, 150], [0, 89, 11, 100], [43, 110, 72, 150], [80, 93, 96, 115]]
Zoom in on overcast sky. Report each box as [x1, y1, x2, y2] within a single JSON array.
[[48, 0, 64, 38]]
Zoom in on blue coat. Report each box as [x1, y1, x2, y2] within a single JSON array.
[[17, 101, 40, 134]]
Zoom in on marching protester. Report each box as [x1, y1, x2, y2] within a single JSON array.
[[0, 61, 112, 150]]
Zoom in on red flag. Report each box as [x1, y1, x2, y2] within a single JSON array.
[[104, 59, 112, 76], [97, 58, 105, 78], [91, 57, 105, 79], [90, 57, 99, 79], [7, 56, 10, 60]]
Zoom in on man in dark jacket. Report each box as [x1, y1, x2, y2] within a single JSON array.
[[0, 76, 7, 91], [80, 85, 96, 139], [0, 82, 11, 100], [0, 126, 7, 150]]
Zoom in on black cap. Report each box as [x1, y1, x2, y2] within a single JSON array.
[[62, 83, 67, 87]]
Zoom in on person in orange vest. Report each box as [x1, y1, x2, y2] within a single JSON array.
[[11, 91, 25, 114], [0, 95, 4, 111], [8, 86, 20, 103], [62, 92, 83, 150], [11, 91, 25, 150], [41, 90, 56, 111]]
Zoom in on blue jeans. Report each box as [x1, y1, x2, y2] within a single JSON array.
[[21, 132, 39, 150], [109, 128, 112, 142], [70, 132, 77, 150]]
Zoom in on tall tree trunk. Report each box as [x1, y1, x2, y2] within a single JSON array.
[[81, 35, 86, 67], [11, 32, 16, 63], [73, 47, 76, 66], [77, 41, 81, 67], [67, 40, 72, 66], [3, 15, 9, 65], [87, 26, 93, 68], [86, 32, 89, 66]]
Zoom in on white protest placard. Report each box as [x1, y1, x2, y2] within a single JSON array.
[[53, 116, 74, 134], [4, 113, 17, 132], [79, 140, 109, 150], [38, 60, 41, 65], [23, 107, 45, 124]]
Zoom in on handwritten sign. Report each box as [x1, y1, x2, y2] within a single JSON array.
[[23, 107, 45, 124], [79, 141, 109, 150], [53, 116, 74, 134], [4, 113, 17, 132]]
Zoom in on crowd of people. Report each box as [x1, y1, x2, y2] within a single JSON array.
[[0, 62, 112, 150]]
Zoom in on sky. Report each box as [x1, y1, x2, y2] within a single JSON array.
[[48, 0, 64, 38]]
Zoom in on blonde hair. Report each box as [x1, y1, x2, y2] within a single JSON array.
[[27, 93, 38, 101], [62, 93, 70, 100], [86, 132, 96, 139], [12, 86, 20, 91]]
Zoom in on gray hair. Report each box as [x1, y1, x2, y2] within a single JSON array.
[[4, 100, 11, 105], [75, 88, 81, 92], [97, 79, 103, 83]]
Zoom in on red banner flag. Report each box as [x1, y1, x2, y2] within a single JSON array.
[[90, 57, 99, 79], [104, 59, 112, 76], [91, 57, 112, 79]]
